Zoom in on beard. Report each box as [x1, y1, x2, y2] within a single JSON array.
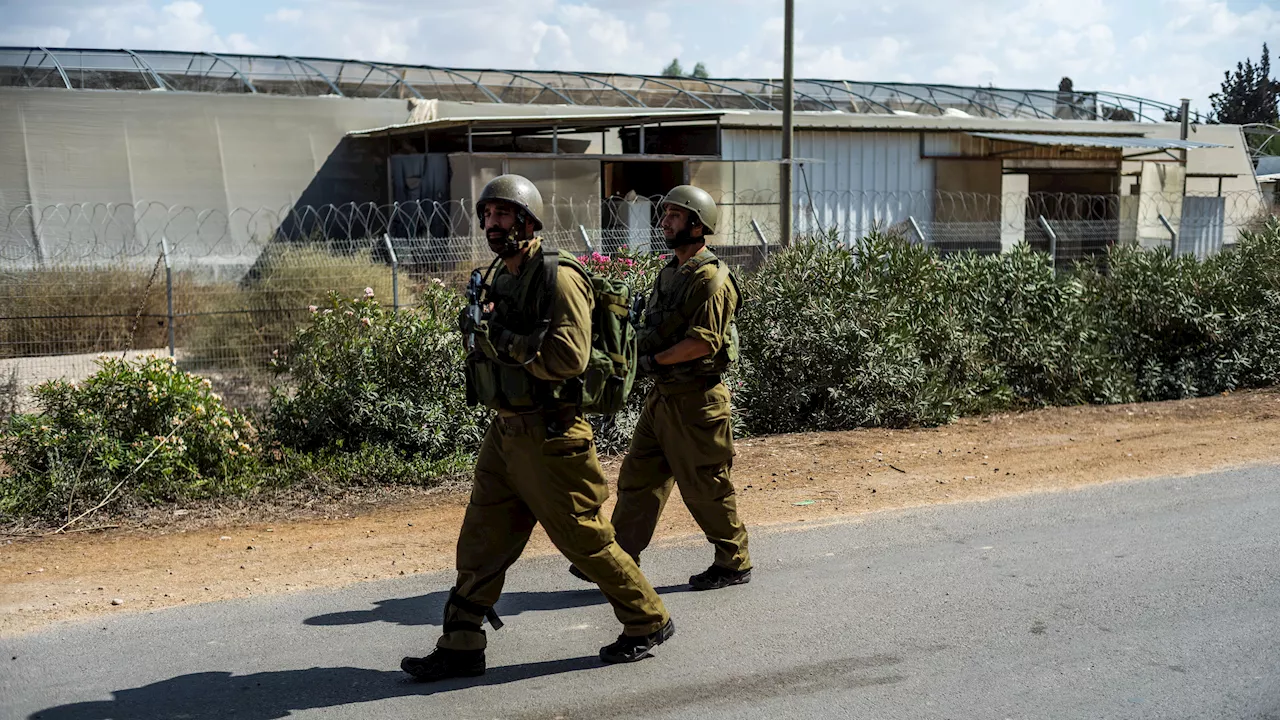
[[663, 227, 698, 250], [487, 226, 527, 258]]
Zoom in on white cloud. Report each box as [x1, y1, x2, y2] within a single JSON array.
[[266, 8, 303, 23]]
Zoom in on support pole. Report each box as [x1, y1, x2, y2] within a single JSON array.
[[1158, 213, 1178, 254], [1179, 98, 1191, 168], [161, 236, 175, 358], [1037, 215, 1058, 268], [908, 216, 927, 246], [383, 233, 400, 310], [579, 224, 594, 254], [751, 218, 770, 260], [780, 0, 795, 248]]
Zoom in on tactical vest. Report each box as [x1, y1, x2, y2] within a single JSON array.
[[465, 245, 637, 414], [636, 249, 742, 382], [466, 246, 575, 412]]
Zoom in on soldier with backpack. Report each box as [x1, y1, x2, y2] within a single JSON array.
[[401, 175, 673, 682], [569, 185, 752, 591]]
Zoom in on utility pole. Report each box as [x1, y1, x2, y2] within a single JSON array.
[[780, 0, 795, 247]]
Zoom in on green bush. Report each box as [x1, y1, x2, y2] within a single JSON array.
[[0, 354, 258, 522], [1209, 217, 1280, 388], [267, 283, 486, 459], [258, 443, 472, 491], [736, 231, 985, 433], [946, 245, 1133, 408], [185, 245, 404, 371]]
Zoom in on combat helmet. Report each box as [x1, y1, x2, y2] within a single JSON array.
[[660, 185, 717, 235], [476, 174, 544, 231]]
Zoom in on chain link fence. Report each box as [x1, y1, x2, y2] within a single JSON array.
[[2, 189, 1272, 413]]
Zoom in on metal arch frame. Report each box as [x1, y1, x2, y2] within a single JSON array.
[[672, 77, 784, 111], [350, 60, 424, 99], [282, 55, 344, 96], [484, 68, 575, 105], [797, 79, 912, 114], [35, 46, 72, 89], [122, 49, 168, 91], [204, 52, 258, 93], [971, 87, 1058, 120], [823, 80, 897, 113], [15, 47, 63, 88], [1012, 88, 1105, 121], [554, 70, 646, 108], [592, 72, 717, 109], [1096, 91, 1181, 122], [1242, 123, 1280, 160], [915, 84, 1012, 119], [401, 65, 503, 103], [710, 77, 839, 112], [841, 81, 948, 115], [6, 46, 1198, 123]]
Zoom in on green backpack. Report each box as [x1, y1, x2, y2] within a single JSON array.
[[554, 252, 638, 416]]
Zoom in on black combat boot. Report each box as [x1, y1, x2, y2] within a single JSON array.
[[689, 564, 751, 591], [400, 647, 485, 681], [599, 619, 675, 664]]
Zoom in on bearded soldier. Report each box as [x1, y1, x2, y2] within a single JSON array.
[[570, 184, 752, 591], [401, 175, 674, 682]]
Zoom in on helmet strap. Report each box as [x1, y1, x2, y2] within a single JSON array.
[[488, 212, 531, 258]]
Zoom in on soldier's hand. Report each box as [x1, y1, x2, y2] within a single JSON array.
[[487, 322, 519, 358], [638, 354, 660, 375]]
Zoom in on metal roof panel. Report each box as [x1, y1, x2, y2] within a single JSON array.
[[968, 132, 1226, 150]]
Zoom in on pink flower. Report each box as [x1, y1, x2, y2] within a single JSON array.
[[361, 317, 372, 327], [364, 287, 375, 298], [308, 305, 318, 313], [344, 310, 354, 317]]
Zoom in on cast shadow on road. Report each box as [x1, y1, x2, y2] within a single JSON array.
[[28, 656, 601, 720], [304, 584, 693, 628]]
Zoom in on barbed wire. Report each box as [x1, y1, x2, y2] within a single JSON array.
[[2, 190, 1269, 265]]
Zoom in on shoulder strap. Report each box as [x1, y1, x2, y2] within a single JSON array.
[[656, 258, 731, 340]]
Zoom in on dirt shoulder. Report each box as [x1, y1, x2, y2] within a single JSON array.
[[4, 389, 1280, 636]]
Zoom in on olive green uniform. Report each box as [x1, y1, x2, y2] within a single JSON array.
[[441, 238, 670, 652], [611, 247, 752, 572]]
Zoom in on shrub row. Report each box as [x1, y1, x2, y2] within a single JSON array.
[[4, 220, 1280, 523]]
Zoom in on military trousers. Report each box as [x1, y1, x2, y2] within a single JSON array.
[[437, 411, 670, 651], [612, 379, 752, 572]]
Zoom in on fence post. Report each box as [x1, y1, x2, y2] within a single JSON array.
[[1158, 213, 1177, 254], [161, 236, 175, 358], [750, 218, 770, 260], [908, 216, 927, 247], [1036, 216, 1058, 268], [578, 224, 594, 254], [383, 233, 399, 311]]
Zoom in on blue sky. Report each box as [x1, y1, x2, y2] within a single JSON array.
[[2, 0, 1277, 114]]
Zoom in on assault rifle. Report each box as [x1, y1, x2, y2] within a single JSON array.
[[629, 293, 646, 327], [464, 269, 485, 353]]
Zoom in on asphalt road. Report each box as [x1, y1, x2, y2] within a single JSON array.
[[5, 466, 1280, 720]]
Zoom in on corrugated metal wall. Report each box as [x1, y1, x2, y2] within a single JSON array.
[[721, 129, 935, 239]]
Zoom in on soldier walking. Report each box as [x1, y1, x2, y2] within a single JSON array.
[[570, 185, 752, 591], [401, 175, 674, 682]]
